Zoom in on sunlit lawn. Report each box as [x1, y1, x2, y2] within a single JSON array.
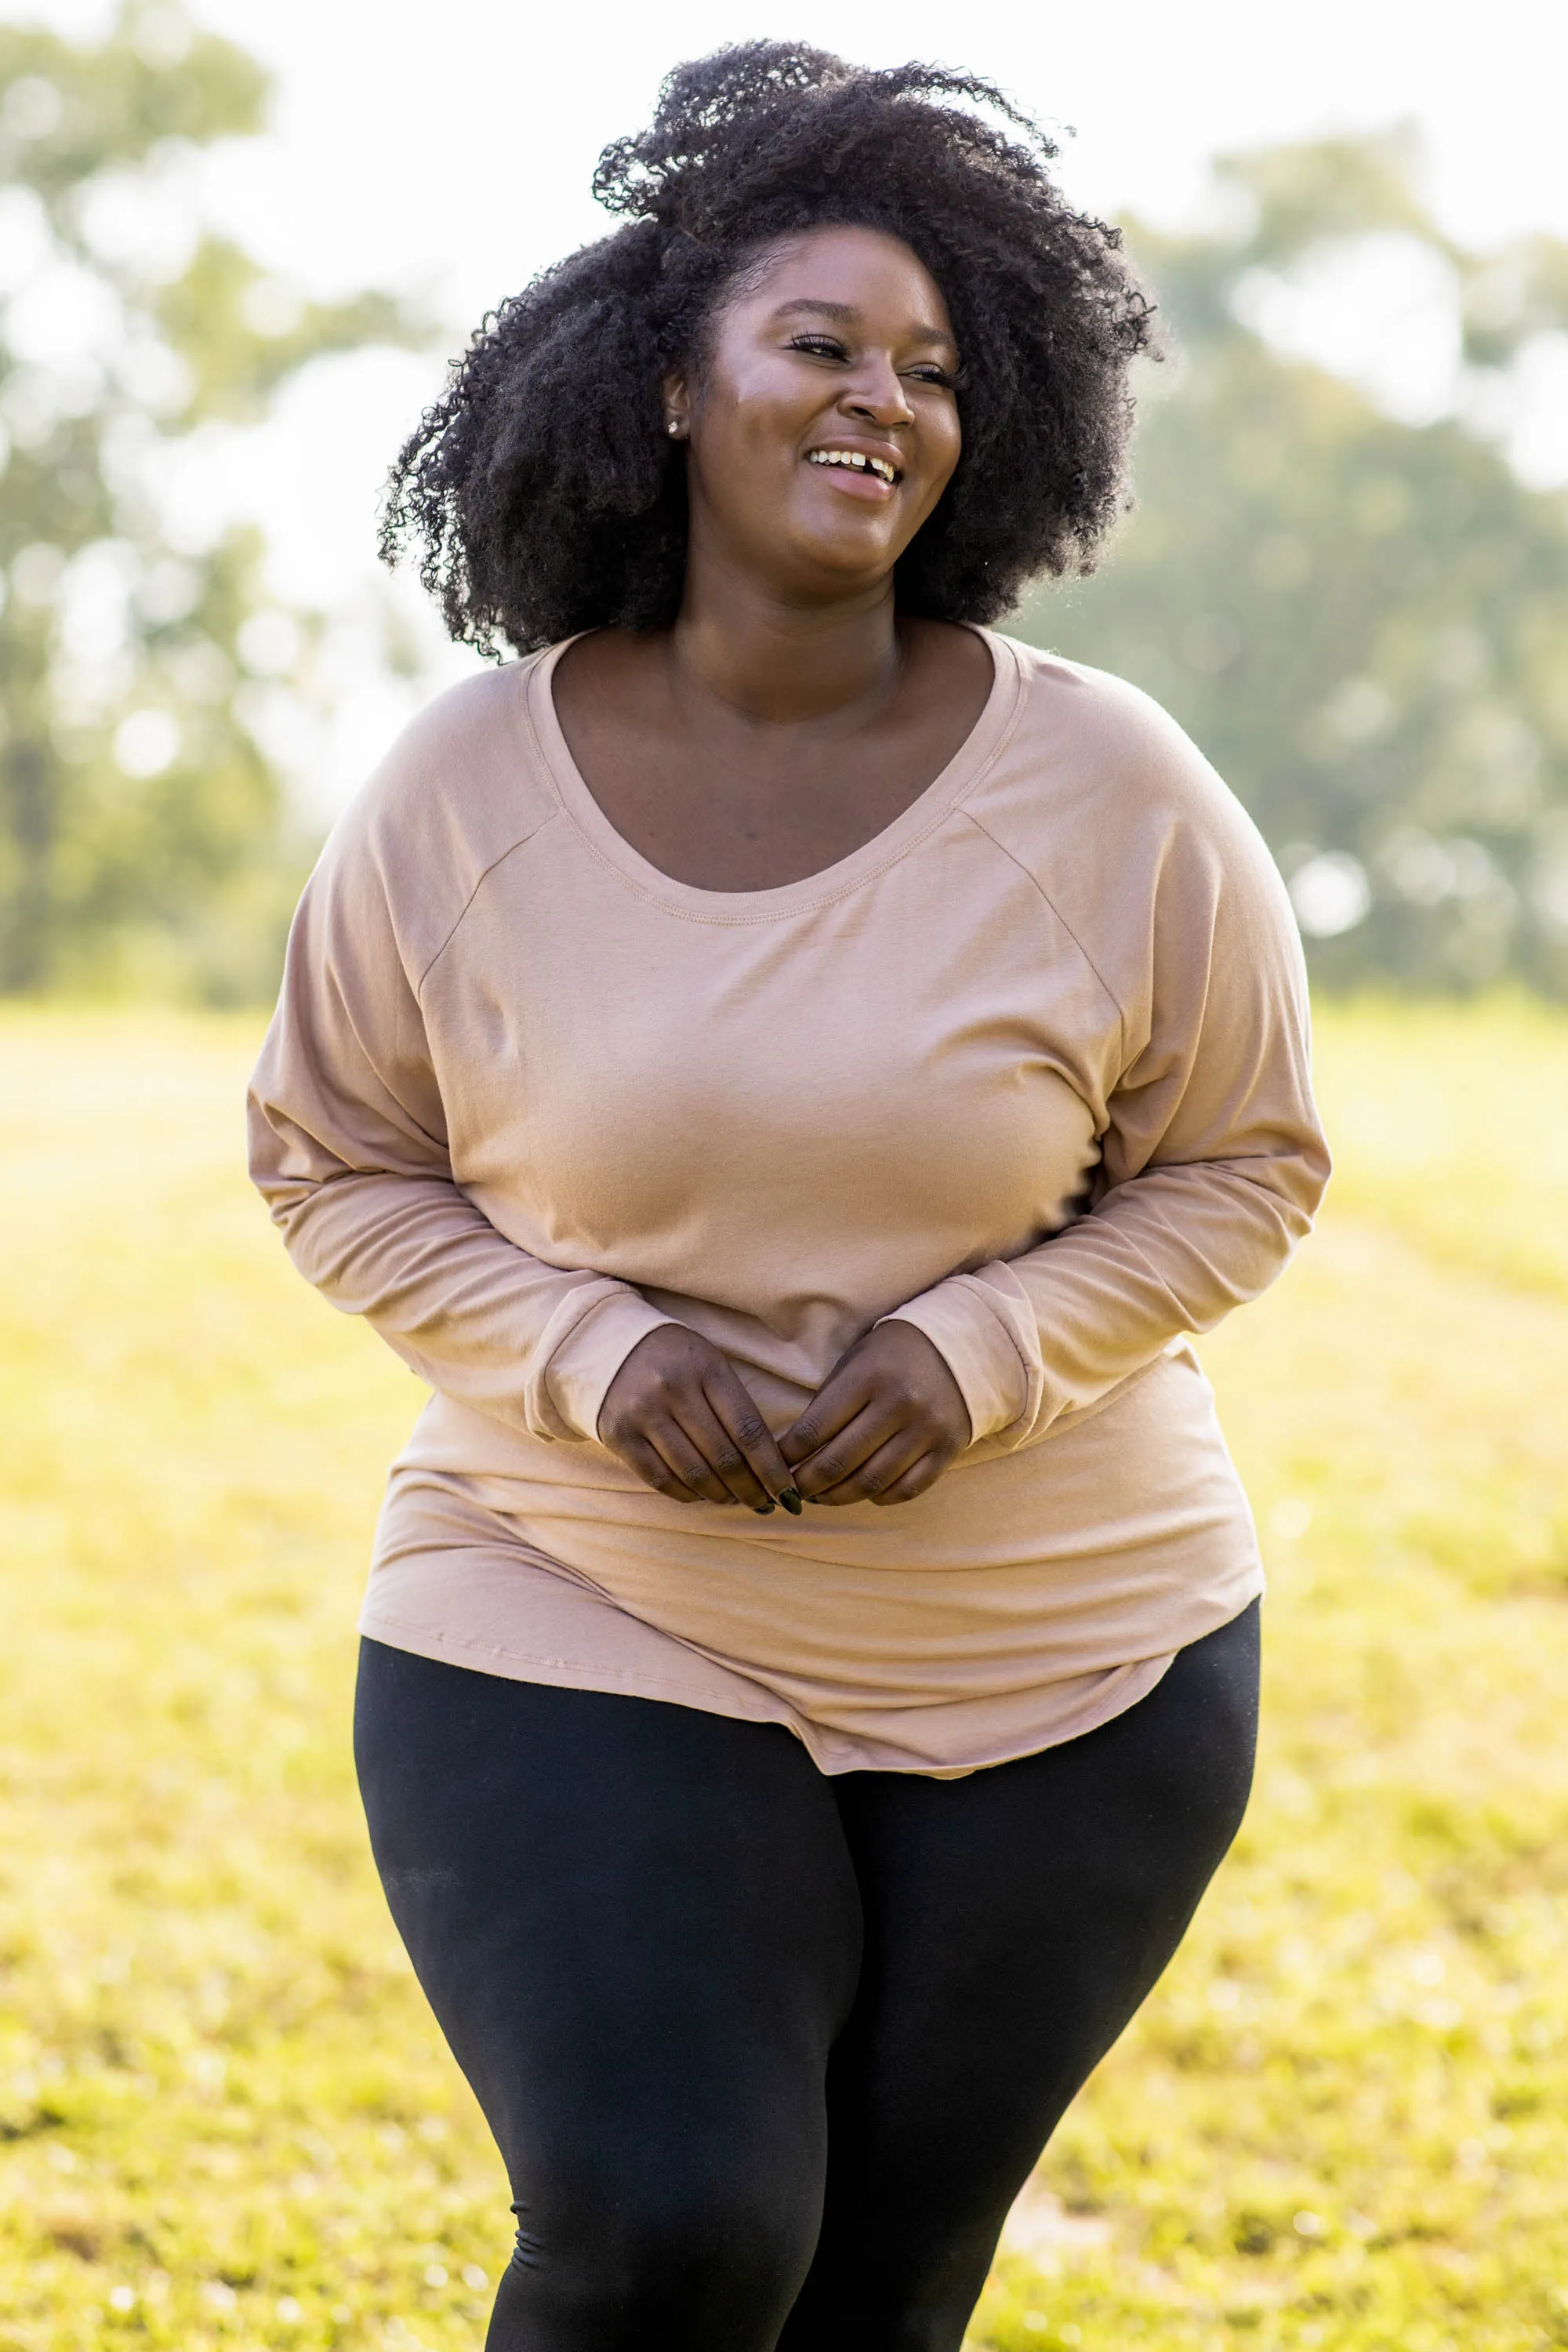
[[2, 1000, 1566, 2352]]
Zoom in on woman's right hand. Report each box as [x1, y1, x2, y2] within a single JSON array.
[[597, 1326, 803, 1514]]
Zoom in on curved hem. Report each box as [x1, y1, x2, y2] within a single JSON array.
[[355, 1586, 1262, 1777]]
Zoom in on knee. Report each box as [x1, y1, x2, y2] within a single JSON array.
[[491, 2150, 817, 2350], [589, 2169, 813, 2333]]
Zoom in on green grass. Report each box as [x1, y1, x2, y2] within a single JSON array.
[[1, 1000, 1566, 2352]]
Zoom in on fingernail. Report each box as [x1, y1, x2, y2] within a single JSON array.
[[778, 1486, 804, 1515], [753, 1501, 776, 1515]]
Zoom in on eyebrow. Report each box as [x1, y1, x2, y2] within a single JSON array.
[[770, 297, 956, 348]]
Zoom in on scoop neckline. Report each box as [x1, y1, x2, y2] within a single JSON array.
[[522, 624, 1024, 924]]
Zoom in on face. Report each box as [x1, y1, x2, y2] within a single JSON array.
[[666, 224, 963, 604]]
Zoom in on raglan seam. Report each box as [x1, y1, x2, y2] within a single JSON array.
[[955, 804, 1128, 1063], [415, 806, 566, 998]]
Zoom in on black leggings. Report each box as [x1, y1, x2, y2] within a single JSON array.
[[354, 1601, 1258, 2352]]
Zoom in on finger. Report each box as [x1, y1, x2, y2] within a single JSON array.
[[869, 1449, 951, 1506], [614, 1430, 706, 1505], [789, 1403, 906, 1501], [779, 1365, 877, 1472], [646, 1417, 741, 1507], [675, 1388, 776, 1512], [701, 1368, 797, 1508], [810, 1428, 934, 1508]]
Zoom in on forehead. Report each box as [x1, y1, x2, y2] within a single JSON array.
[[724, 224, 955, 340]]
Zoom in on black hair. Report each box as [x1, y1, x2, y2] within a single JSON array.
[[380, 42, 1155, 655]]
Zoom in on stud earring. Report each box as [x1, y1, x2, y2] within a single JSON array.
[[668, 419, 684, 437]]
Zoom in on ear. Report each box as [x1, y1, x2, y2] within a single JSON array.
[[661, 367, 691, 441]]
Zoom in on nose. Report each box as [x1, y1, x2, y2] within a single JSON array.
[[840, 354, 913, 430]]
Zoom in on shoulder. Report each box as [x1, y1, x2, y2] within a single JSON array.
[[974, 633, 1287, 905], [968, 633, 1299, 1004], [330, 658, 561, 871], [311, 655, 564, 974], [978, 633, 1259, 854]]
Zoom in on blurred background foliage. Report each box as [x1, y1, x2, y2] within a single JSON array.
[[2, 7, 1568, 999], [0, 2, 423, 1002], [1025, 130, 1568, 996]]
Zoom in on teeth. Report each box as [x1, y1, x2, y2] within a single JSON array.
[[809, 449, 898, 485]]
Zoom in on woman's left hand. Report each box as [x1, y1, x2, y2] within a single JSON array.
[[779, 1321, 971, 1507]]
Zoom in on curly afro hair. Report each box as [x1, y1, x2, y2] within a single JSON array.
[[380, 42, 1156, 656]]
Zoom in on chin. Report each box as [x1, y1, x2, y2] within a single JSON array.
[[786, 526, 904, 590]]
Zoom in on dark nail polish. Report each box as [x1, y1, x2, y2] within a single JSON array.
[[753, 1501, 776, 1515], [779, 1487, 804, 1515]]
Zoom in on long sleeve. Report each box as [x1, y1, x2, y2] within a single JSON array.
[[886, 747, 1330, 1451], [246, 798, 673, 1445]]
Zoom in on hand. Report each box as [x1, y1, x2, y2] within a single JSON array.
[[779, 1320, 971, 1507], [597, 1325, 801, 1512]]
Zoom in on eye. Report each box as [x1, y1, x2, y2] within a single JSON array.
[[786, 334, 850, 361], [906, 364, 961, 391]]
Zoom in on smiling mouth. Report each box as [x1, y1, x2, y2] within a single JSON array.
[[807, 448, 902, 487]]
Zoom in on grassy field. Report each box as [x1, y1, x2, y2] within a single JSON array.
[[1, 999, 1566, 2352]]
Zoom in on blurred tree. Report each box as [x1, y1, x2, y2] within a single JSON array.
[[1021, 129, 1568, 993], [0, 2, 423, 998]]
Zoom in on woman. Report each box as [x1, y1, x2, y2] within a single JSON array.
[[249, 45, 1329, 2352]]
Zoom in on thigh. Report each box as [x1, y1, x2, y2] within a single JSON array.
[[779, 1600, 1261, 2352], [354, 1642, 862, 2350]]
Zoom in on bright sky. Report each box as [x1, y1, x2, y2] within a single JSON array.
[[9, 0, 1568, 811]]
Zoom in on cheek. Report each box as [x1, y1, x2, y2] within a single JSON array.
[[692, 376, 810, 505], [922, 413, 963, 506], [710, 352, 814, 442]]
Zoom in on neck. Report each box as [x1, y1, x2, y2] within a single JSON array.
[[670, 541, 900, 728]]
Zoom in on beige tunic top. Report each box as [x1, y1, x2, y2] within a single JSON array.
[[248, 630, 1329, 1774]]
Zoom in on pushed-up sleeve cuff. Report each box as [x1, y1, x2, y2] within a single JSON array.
[[539, 1288, 680, 1443], [880, 1262, 1041, 1447]]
